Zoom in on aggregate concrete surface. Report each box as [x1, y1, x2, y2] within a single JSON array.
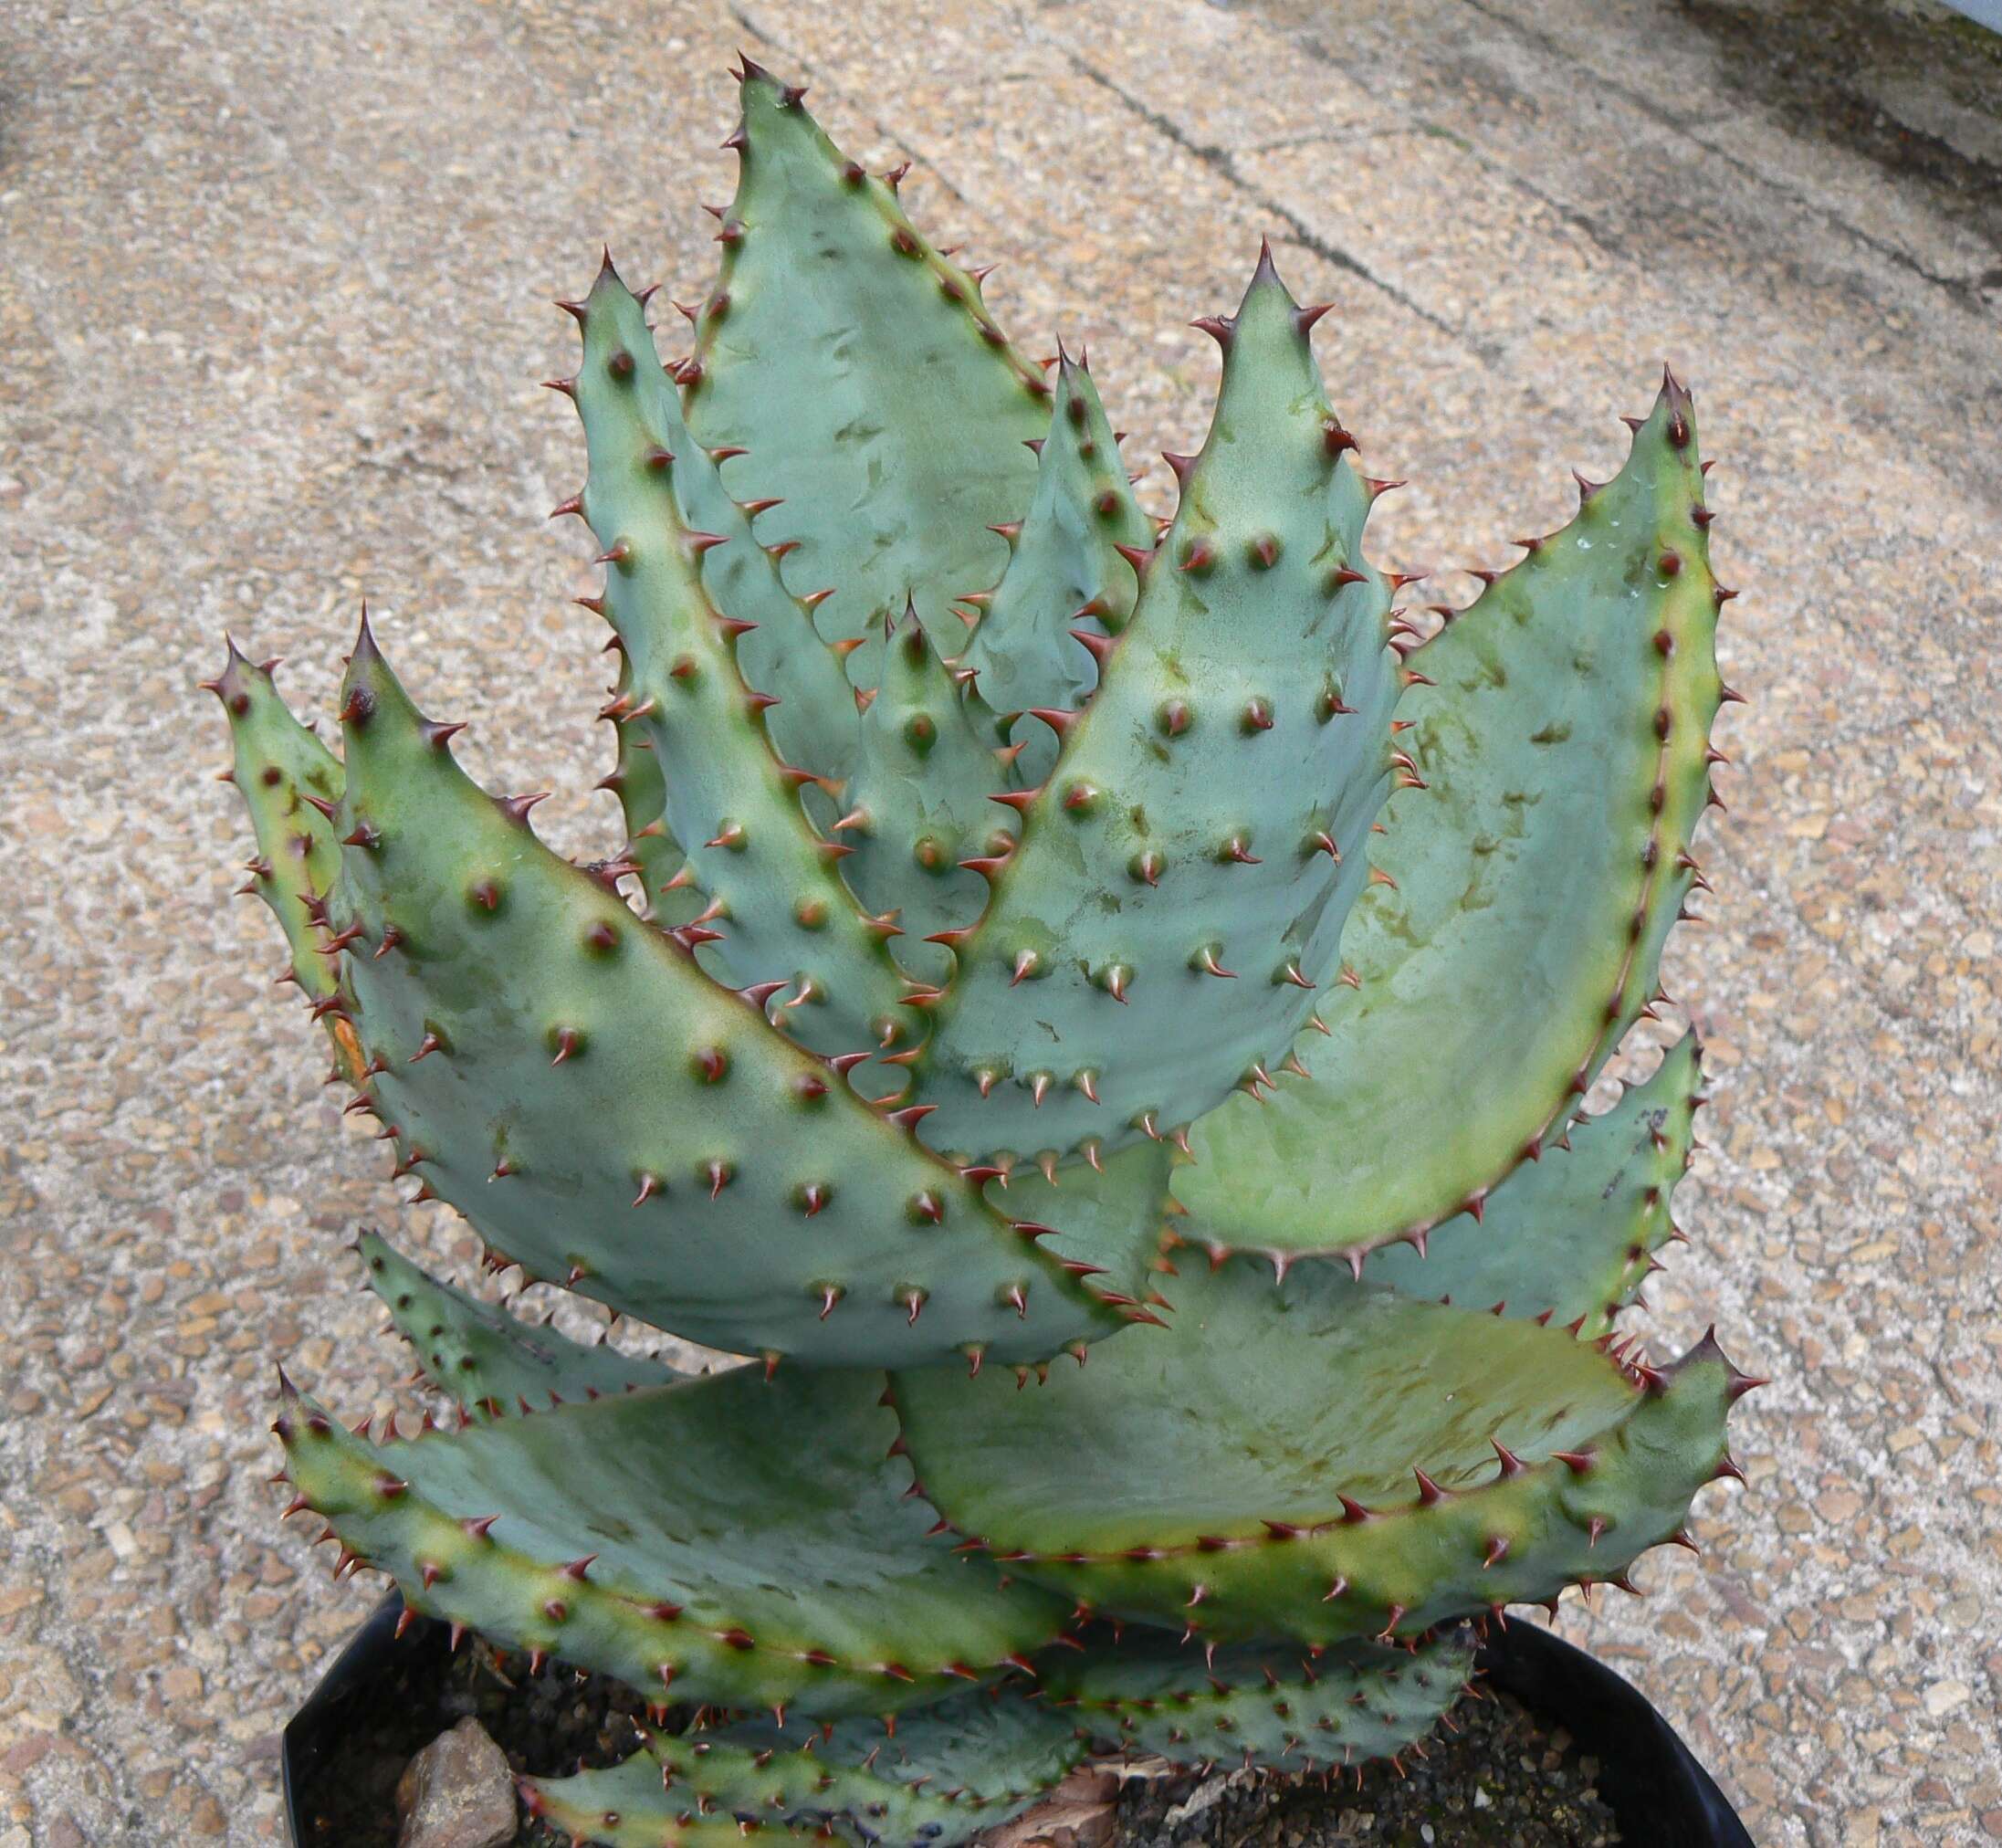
[[2, 0, 1997, 1842]]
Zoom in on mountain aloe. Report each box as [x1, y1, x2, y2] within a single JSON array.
[[215, 58, 1759, 1842]]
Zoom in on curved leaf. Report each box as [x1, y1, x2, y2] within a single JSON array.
[[320, 622, 1141, 1368], [1043, 1629, 1475, 1771], [908, 251, 1399, 1169], [526, 1691, 1085, 1848], [1357, 1033, 1704, 1336], [1179, 376, 1724, 1261], [687, 68, 1048, 667], [275, 1364, 1072, 1718], [358, 1230, 680, 1419], [894, 1257, 1743, 1643]]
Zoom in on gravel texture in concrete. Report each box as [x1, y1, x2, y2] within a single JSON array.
[[1, 1, 1997, 1843]]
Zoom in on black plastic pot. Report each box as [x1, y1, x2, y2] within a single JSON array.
[[284, 1595, 1750, 1845], [283, 1594, 431, 1843], [1475, 1621, 1752, 1846]]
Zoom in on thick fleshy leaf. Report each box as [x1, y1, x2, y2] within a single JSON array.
[[358, 1230, 680, 1420], [1179, 376, 1724, 1261], [595, 657, 708, 932], [565, 262, 861, 786], [907, 251, 1399, 1168], [319, 622, 1140, 1368], [1358, 1034, 1703, 1337], [526, 1692, 1085, 1848], [687, 67, 1048, 669], [1043, 1629, 1475, 1771], [570, 261, 907, 1064], [837, 610, 1020, 991], [275, 1364, 1072, 1717], [205, 639, 345, 1004], [893, 1257, 1742, 1643], [961, 352, 1154, 788]]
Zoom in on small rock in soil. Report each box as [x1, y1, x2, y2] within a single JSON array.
[[395, 1717, 518, 1848]]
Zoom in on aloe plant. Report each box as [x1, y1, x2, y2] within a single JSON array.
[[214, 58, 1760, 1842]]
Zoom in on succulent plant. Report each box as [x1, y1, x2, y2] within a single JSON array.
[[212, 58, 1761, 1844]]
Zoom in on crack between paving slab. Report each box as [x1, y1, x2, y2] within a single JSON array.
[[1452, 0, 1992, 313], [1050, 52, 1502, 366], [1238, 124, 1413, 152], [1234, 0, 1992, 333]]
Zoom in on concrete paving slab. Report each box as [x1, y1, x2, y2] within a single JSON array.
[[0, 0, 1996, 1843]]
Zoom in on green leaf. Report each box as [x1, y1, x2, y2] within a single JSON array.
[[687, 68, 1048, 668], [908, 251, 1399, 1169], [836, 609, 1020, 992], [571, 261, 907, 1063], [320, 622, 1139, 1368], [567, 257, 860, 784], [526, 1691, 1085, 1848], [894, 1256, 1740, 1643], [962, 352, 1154, 788], [594, 658, 708, 933], [275, 1363, 1073, 1718], [1359, 1034, 1704, 1337], [205, 639, 344, 1003], [1043, 1629, 1475, 1771], [1179, 375, 1724, 1261], [357, 1230, 680, 1419]]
